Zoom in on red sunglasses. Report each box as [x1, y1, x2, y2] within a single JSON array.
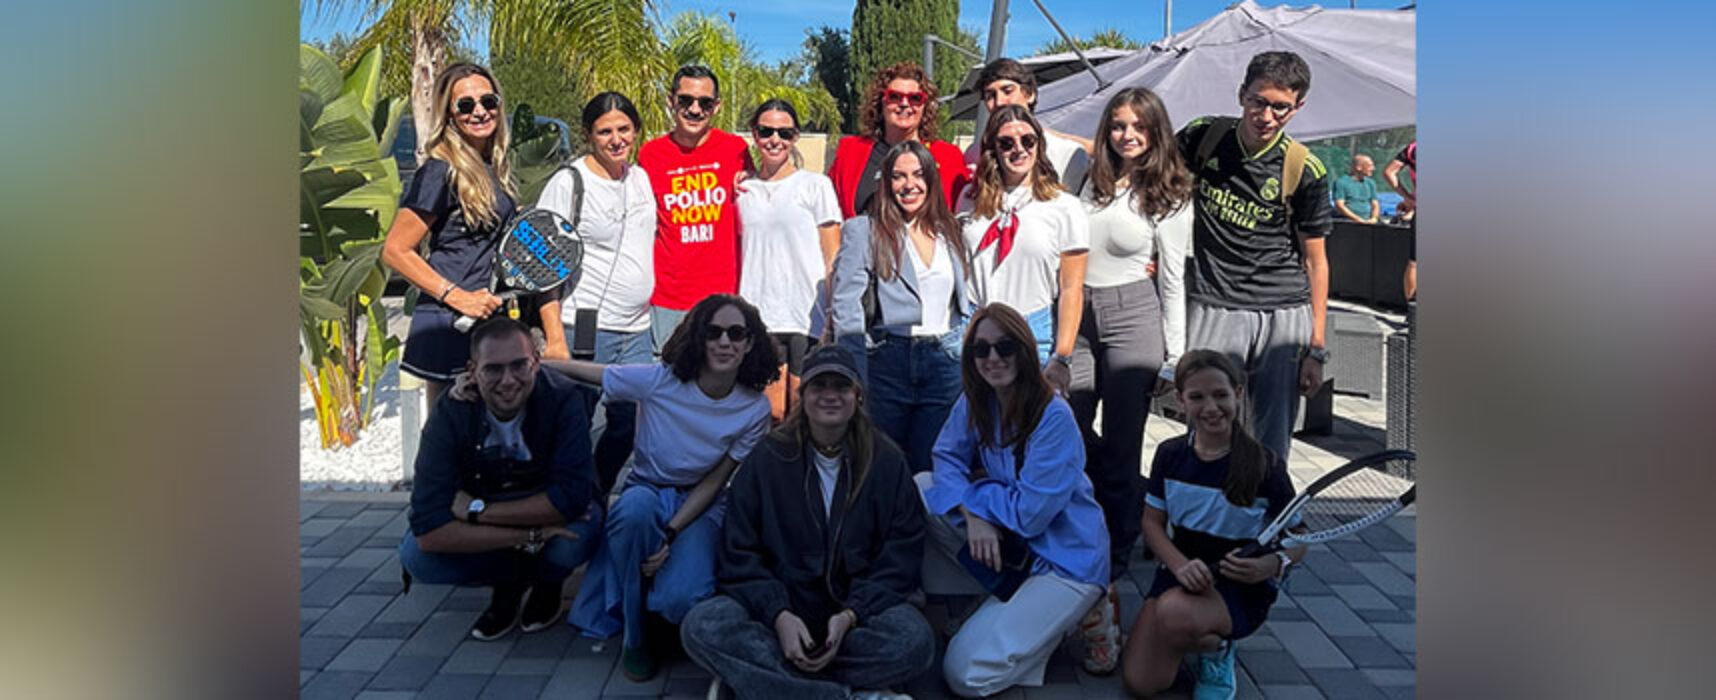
[[883, 89, 928, 107]]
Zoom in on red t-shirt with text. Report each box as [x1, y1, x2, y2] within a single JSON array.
[[638, 129, 753, 310]]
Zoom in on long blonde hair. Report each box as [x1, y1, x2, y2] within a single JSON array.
[[423, 63, 518, 229]]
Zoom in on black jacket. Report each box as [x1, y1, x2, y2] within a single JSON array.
[[407, 369, 598, 536], [717, 430, 926, 639]]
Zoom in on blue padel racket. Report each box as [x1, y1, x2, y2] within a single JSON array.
[[453, 208, 584, 333], [1232, 449, 1417, 560]]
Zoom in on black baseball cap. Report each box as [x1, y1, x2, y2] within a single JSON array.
[[799, 344, 860, 385]]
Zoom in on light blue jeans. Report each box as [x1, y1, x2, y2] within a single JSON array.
[[398, 507, 602, 586], [568, 480, 724, 650], [650, 306, 690, 356]]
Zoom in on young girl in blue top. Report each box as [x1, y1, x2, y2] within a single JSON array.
[[919, 302, 1110, 697], [1120, 350, 1306, 699]]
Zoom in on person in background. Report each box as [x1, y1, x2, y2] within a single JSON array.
[[535, 91, 656, 495], [638, 65, 754, 353], [828, 62, 970, 220], [960, 105, 1089, 390], [828, 140, 973, 473], [560, 294, 778, 682], [1384, 141, 1417, 301], [1070, 88, 1196, 657], [682, 345, 930, 700], [964, 58, 1095, 191], [1332, 154, 1381, 224]]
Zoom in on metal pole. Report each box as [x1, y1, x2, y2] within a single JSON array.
[[977, 0, 1010, 137], [924, 34, 936, 83], [1165, 0, 1173, 39], [1029, 0, 1109, 93]]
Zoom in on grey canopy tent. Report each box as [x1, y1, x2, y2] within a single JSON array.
[[1034, 1, 1415, 142]]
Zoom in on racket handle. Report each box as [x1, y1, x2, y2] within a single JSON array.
[[453, 314, 477, 333]]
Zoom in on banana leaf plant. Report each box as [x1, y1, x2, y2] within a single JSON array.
[[300, 43, 406, 449]]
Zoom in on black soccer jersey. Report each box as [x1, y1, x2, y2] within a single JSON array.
[[1176, 117, 1333, 310]]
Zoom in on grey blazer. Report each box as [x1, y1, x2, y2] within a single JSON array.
[[828, 215, 973, 359]]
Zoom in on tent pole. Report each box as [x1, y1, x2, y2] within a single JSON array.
[[1165, 0, 1173, 39], [977, 0, 1009, 138], [1030, 0, 1110, 93]]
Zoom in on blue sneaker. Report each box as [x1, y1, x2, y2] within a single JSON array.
[[1192, 641, 1237, 700]]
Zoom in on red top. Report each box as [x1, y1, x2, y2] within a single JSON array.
[[828, 135, 970, 221], [638, 129, 754, 310]]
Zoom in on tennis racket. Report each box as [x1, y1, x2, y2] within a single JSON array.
[[453, 208, 584, 333], [1234, 449, 1417, 559]]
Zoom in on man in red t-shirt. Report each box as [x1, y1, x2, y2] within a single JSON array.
[[638, 65, 754, 352]]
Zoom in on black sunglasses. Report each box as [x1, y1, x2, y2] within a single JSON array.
[[969, 338, 1021, 360], [995, 134, 1038, 153], [456, 93, 501, 115], [703, 323, 752, 343], [675, 94, 718, 113], [754, 125, 798, 141]]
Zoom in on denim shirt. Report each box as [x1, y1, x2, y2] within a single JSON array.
[[925, 395, 1110, 586]]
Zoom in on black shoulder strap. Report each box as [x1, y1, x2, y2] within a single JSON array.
[[1060, 147, 1090, 195], [1193, 117, 1238, 177]]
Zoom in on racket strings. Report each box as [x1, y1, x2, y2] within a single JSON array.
[[499, 213, 583, 291], [1297, 461, 1414, 532]]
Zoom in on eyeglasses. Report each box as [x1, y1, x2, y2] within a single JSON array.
[[675, 94, 718, 113], [969, 338, 1021, 360], [703, 323, 752, 343], [477, 357, 535, 380], [882, 89, 927, 107], [1241, 94, 1297, 119], [995, 134, 1038, 153], [455, 94, 501, 115], [754, 125, 798, 141]]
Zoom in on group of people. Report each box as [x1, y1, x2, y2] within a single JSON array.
[[386, 49, 1341, 699], [1330, 142, 1419, 301]]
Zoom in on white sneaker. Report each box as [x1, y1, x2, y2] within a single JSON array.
[[850, 691, 913, 700]]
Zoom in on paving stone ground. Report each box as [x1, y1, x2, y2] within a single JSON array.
[[302, 394, 1414, 699]]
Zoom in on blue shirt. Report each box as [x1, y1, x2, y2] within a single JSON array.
[[603, 364, 771, 487], [1331, 174, 1379, 220], [926, 395, 1109, 586]]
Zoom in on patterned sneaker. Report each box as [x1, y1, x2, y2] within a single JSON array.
[[1192, 640, 1238, 700], [1079, 585, 1121, 675]]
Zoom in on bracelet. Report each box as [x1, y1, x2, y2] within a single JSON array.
[[437, 281, 456, 301]]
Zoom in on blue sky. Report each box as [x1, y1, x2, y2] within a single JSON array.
[[301, 1, 1411, 65]]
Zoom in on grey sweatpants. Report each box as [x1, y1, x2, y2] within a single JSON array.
[[680, 595, 934, 700], [1186, 301, 1312, 463]]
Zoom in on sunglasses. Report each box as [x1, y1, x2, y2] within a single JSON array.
[[675, 94, 718, 113], [703, 323, 752, 343], [995, 134, 1038, 153], [882, 89, 928, 107], [1241, 94, 1297, 119], [754, 125, 798, 141], [455, 93, 501, 115], [969, 338, 1021, 360]]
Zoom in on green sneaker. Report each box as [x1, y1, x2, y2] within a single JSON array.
[[1192, 641, 1237, 700], [621, 644, 658, 682]]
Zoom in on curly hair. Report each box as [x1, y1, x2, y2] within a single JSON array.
[[1086, 87, 1194, 220], [660, 294, 780, 392], [859, 62, 941, 143]]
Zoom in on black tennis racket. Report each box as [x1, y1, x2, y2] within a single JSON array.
[[1234, 449, 1417, 559], [453, 208, 584, 333]]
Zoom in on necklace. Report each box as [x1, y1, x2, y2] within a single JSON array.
[[812, 440, 843, 458]]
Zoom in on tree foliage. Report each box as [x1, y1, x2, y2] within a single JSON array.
[[848, 0, 963, 128], [1035, 26, 1145, 55], [802, 26, 854, 134], [663, 12, 841, 135]]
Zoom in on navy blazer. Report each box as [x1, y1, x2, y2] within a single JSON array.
[[828, 215, 973, 377]]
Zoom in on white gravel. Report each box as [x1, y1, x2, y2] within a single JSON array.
[[299, 360, 412, 492]]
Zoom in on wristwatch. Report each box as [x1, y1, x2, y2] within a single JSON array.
[[1274, 551, 1294, 582], [466, 498, 487, 524], [1052, 353, 1074, 368], [1304, 346, 1329, 364]]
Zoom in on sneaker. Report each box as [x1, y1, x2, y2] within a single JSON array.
[[850, 691, 913, 700], [1079, 586, 1121, 675], [705, 678, 731, 700], [1192, 641, 1238, 700], [519, 583, 564, 633], [470, 583, 527, 640], [621, 644, 658, 682]]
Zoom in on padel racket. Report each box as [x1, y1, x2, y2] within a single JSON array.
[[1234, 449, 1416, 559], [453, 208, 584, 333]]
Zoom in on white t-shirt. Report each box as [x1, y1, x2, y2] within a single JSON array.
[[481, 408, 531, 461], [737, 169, 841, 335], [537, 158, 657, 333], [813, 449, 841, 516], [961, 186, 1090, 316], [908, 233, 956, 337], [602, 364, 772, 487], [964, 130, 1083, 180], [1082, 188, 1194, 363]]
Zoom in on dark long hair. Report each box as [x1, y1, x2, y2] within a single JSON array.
[[1173, 350, 1271, 506], [1087, 87, 1193, 220], [971, 105, 1062, 220], [766, 378, 891, 508], [859, 61, 941, 142], [961, 304, 1054, 452], [865, 140, 967, 282], [660, 294, 780, 392]]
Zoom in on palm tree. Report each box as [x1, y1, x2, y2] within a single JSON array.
[[663, 11, 840, 135], [307, 0, 670, 162]]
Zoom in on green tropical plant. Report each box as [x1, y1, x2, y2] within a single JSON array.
[[663, 11, 841, 135], [1035, 26, 1145, 55], [509, 104, 574, 204], [300, 43, 406, 449]]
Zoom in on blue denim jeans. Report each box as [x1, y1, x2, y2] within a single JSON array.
[[575, 327, 652, 495], [649, 306, 689, 356], [864, 331, 963, 473], [568, 481, 723, 649], [1024, 307, 1056, 366], [397, 506, 602, 586], [681, 596, 936, 700]]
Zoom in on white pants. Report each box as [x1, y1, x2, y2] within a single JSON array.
[[915, 473, 1105, 697]]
